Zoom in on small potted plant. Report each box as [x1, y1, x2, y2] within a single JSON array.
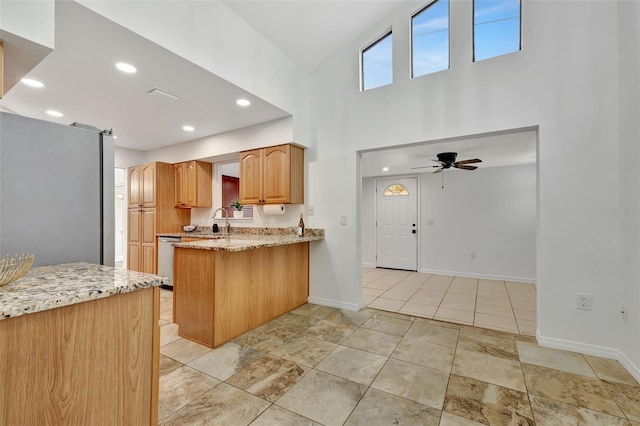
[[231, 200, 244, 218]]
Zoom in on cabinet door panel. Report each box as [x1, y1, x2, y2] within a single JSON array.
[[186, 161, 197, 206], [128, 167, 141, 207], [263, 145, 290, 204], [239, 149, 263, 204], [128, 209, 141, 244], [142, 244, 156, 274], [174, 163, 186, 207], [127, 243, 141, 271], [142, 164, 156, 206], [142, 209, 156, 245]]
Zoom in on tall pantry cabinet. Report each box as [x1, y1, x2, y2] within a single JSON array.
[[127, 162, 189, 273]]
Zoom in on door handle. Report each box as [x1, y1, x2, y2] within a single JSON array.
[[412, 230, 417, 234]]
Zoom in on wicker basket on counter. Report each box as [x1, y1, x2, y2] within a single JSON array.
[[0, 253, 34, 287]]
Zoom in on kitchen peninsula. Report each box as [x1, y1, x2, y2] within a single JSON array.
[[172, 230, 324, 348], [0, 263, 164, 425]]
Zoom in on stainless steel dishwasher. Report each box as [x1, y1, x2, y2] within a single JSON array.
[[157, 236, 181, 290]]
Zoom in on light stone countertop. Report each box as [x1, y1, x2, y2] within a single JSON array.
[[0, 262, 167, 320], [173, 233, 324, 251]]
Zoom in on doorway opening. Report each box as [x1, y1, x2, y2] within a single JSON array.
[[359, 127, 538, 334]]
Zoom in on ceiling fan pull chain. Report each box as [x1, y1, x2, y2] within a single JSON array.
[[442, 171, 445, 189]]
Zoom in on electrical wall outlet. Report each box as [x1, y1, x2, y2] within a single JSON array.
[[621, 304, 628, 322], [470, 253, 477, 260], [576, 293, 591, 311]]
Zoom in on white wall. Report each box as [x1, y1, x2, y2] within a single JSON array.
[[307, 0, 639, 379], [362, 165, 536, 281], [616, 0, 640, 376], [140, 117, 294, 165], [361, 177, 376, 267], [420, 165, 535, 281]]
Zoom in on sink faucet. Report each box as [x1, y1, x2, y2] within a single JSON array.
[[212, 207, 231, 234]]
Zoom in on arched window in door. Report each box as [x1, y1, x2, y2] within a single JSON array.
[[383, 183, 409, 196]]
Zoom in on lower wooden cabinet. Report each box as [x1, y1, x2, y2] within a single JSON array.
[[0, 288, 160, 425], [128, 208, 157, 273], [174, 242, 309, 348]]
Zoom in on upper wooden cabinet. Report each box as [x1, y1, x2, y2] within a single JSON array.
[[239, 144, 304, 204], [128, 163, 157, 208], [174, 160, 212, 208]]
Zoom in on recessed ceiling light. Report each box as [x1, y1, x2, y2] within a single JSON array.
[[21, 78, 45, 88], [182, 125, 195, 132], [46, 110, 64, 118], [236, 99, 251, 107], [382, 167, 389, 172], [113, 135, 118, 139], [116, 62, 137, 74]]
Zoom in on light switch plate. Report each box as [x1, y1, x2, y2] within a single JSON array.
[[340, 216, 347, 225], [308, 206, 315, 215]]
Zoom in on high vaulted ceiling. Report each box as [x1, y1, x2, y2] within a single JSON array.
[[224, 1, 406, 71], [1, 0, 536, 171]]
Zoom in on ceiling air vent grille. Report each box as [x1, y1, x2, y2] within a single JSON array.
[[147, 88, 180, 102]]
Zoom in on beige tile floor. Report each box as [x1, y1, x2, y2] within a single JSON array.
[[157, 289, 640, 425], [363, 267, 536, 335]]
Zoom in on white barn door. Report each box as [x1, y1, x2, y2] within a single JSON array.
[[376, 177, 418, 271]]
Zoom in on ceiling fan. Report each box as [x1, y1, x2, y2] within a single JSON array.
[[411, 152, 482, 174]]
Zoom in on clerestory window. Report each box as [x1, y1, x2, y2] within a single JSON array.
[[361, 31, 393, 91], [474, 0, 522, 61], [412, 0, 450, 77]]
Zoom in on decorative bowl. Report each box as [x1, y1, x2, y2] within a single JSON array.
[[0, 253, 34, 287], [182, 224, 198, 233]]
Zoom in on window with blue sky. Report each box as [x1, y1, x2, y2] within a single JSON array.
[[362, 31, 393, 91], [474, 0, 521, 61], [412, 0, 449, 77]]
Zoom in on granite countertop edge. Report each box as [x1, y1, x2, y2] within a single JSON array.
[[173, 234, 324, 251], [0, 262, 167, 321]]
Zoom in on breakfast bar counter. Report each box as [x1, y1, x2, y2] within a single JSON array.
[[173, 229, 324, 348], [0, 262, 164, 425]]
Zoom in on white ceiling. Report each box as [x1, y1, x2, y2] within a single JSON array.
[[361, 130, 537, 178], [1, 0, 537, 175], [0, 1, 290, 152], [224, 1, 406, 71]]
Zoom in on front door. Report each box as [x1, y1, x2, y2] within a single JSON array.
[[376, 177, 418, 271]]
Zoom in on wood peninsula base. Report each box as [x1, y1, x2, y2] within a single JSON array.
[[0, 287, 160, 425], [174, 242, 309, 348]]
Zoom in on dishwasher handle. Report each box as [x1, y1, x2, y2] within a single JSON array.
[[159, 237, 181, 243]]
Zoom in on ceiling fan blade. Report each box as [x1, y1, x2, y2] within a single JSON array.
[[433, 168, 443, 174], [432, 159, 442, 164], [455, 159, 482, 165], [455, 165, 478, 170], [411, 165, 440, 169]]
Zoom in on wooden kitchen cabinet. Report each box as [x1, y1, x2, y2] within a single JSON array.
[[128, 208, 157, 273], [129, 162, 157, 208], [174, 242, 309, 348], [239, 143, 304, 204], [127, 162, 189, 274], [174, 160, 212, 208], [0, 287, 160, 425]]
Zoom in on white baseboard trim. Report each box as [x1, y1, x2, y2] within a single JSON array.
[[537, 331, 640, 383], [419, 268, 536, 284], [308, 296, 362, 312]]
